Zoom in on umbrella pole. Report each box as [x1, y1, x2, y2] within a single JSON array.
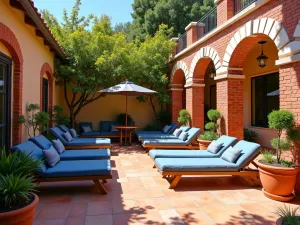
[[125, 92, 128, 144]]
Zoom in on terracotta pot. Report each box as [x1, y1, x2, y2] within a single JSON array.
[[0, 193, 39, 225], [197, 139, 211, 150], [257, 161, 300, 202]]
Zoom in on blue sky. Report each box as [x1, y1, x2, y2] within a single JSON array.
[[34, 0, 134, 26]]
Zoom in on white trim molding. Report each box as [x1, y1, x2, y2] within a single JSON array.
[[168, 88, 184, 91], [184, 83, 205, 88], [185, 22, 198, 31], [170, 61, 189, 84], [214, 74, 246, 81]]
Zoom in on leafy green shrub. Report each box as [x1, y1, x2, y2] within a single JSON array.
[[177, 109, 191, 125], [268, 110, 295, 164], [199, 109, 221, 141], [244, 128, 258, 142], [19, 103, 49, 137], [52, 105, 70, 126], [276, 205, 300, 225], [116, 113, 133, 126], [262, 150, 274, 164]]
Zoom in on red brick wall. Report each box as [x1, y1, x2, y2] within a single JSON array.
[[216, 0, 234, 26], [0, 22, 23, 146], [186, 25, 198, 47], [171, 90, 183, 123], [186, 86, 205, 129]]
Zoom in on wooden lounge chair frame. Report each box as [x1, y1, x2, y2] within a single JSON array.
[[36, 175, 112, 195], [143, 139, 199, 153], [154, 156, 260, 189], [65, 144, 111, 150]]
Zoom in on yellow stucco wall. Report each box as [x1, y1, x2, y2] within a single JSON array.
[[0, 0, 57, 141], [243, 38, 279, 147]]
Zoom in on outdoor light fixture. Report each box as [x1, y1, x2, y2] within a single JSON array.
[[209, 68, 216, 79], [257, 41, 268, 68]]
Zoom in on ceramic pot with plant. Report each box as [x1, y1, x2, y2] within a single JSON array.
[[0, 149, 41, 225], [275, 205, 300, 225], [177, 109, 191, 126], [257, 110, 300, 202], [198, 109, 221, 150]]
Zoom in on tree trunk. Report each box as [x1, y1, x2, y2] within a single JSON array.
[[149, 96, 159, 125]]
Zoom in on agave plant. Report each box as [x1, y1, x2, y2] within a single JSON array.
[[276, 205, 300, 225]]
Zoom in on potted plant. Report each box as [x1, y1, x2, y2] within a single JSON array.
[[275, 205, 300, 225], [177, 109, 191, 126], [198, 109, 221, 150], [257, 110, 300, 202], [0, 149, 41, 225]]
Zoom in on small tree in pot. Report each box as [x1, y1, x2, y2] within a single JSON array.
[[257, 110, 300, 202], [177, 109, 191, 126], [198, 109, 221, 150], [0, 149, 42, 225]]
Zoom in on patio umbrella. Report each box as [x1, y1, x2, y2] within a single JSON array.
[[98, 80, 156, 126]]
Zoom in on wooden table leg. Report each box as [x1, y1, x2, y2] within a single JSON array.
[[120, 129, 123, 145], [129, 130, 132, 145]]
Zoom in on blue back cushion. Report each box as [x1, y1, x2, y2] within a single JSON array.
[[185, 128, 201, 144], [79, 122, 93, 133], [29, 135, 52, 150], [12, 141, 47, 176], [50, 127, 67, 145], [214, 135, 238, 156], [58, 125, 69, 132], [167, 123, 178, 134], [179, 126, 190, 132], [233, 140, 261, 169], [100, 121, 117, 132]]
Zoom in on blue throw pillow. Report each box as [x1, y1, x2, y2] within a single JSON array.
[[221, 146, 242, 163], [162, 125, 171, 133], [82, 126, 92, 133], [178, 131, 188, 141], [173, 128, 182, 137], [52, 139, 65, 154], [43, 146, 60, 167], [62, 131, 73, 142], [207, 141, 223, 154], [69, 128, 78, 138]]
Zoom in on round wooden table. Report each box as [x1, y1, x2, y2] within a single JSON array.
[[114, 126, 138, 145]]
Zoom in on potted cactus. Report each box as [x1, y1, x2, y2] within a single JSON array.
[[198, 109, 221, 150], [257, 110, 300, 202], [0, 149, 41, 225]]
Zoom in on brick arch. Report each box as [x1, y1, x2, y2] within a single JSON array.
[[0, 22, 23, 145], [40, 62, 54, 117], [189, 46, 221, 79], [221, 18, 290, 71], [170, 61, 189, 84]]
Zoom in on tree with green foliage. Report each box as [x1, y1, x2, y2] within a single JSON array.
[[52, 105, 70, 126], [130, 0, 215, 39]]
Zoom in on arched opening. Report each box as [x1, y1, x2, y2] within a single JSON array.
[[0, 23, 23, 147], [228, 35, 279, 146], [172, 69, 186, 108]]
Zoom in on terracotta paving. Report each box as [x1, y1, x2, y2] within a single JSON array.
[[34, 144, 300, 225]]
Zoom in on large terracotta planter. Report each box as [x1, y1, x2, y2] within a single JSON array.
[[197, 139, 211, 150], [0, 193, 39, 225], [257, 161, 300, 202]]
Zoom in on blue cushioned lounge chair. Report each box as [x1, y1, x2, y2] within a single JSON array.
[[12, 141, 112, 194], [50, 127, 111, 149], [29, 135, 111, 160], [154, 140, 261, 189], [135, 123, 178, 136], [142, 128, 201, 152], [137, 126, 190, 141], [58, 124, 69, 132], [149, 135, 238, 161]]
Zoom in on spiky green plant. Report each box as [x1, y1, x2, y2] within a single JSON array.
[[262, 150, 274, 164], [0, 174, 38, 209], [275, 205, 300, 225]]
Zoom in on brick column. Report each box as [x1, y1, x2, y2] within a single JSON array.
[[185, 83, 205, 129], [170, 87, 184, 123], [185, 22, 198, 47], [215, 0, 234, 26], [216, 75, 244, 140]]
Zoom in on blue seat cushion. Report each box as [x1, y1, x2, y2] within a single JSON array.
[[11, 141, 47, 176], [138, 134, 178, 140], [58, 125, 69, 132], [149, 149, 216, 159], [60, 149, 111, 160], [50, 127, 68, 145], [29, 135, 52, 150], [155, 158, 239, 172], [81, 131, 101, 137], [44, 160, 111, 177], [67, 138, 111, 146], [143, 139, 187, 146], [100, 121, 117, 132]]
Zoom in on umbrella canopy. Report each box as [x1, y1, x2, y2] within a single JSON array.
[[98, 80, 156, 129], [99, 80, 156, 96]]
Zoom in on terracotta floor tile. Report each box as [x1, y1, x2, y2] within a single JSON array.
[[211, 191, 255, 205], [39, 195, 73, 204], [85, 215, 113, 225], [192, 192, 222, 207], [134, 198, 156, 211], [34, 219, 66, 225], [168, 196, 199, 208], [140, 177, 157, 188], [69, 202, 87, 218], [159, 209, 185, 224], [66, 217, 85, 225], [175, 207, 214, 225], [113, 199, 136, 214], [152, 197, 173, 210], [87, 201, 113, 215], [145, 187, 165, 198], [35, 204, 71, 220]]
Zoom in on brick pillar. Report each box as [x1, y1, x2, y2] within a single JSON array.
[[170, 88, 184, 123], [185, 22, 198, 47], [185, 84, 205, 130], [215, 0, 234, 26], [197, 23, 205, 40], [170, 37, 179, 57], [216, 75, 244, 140]]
